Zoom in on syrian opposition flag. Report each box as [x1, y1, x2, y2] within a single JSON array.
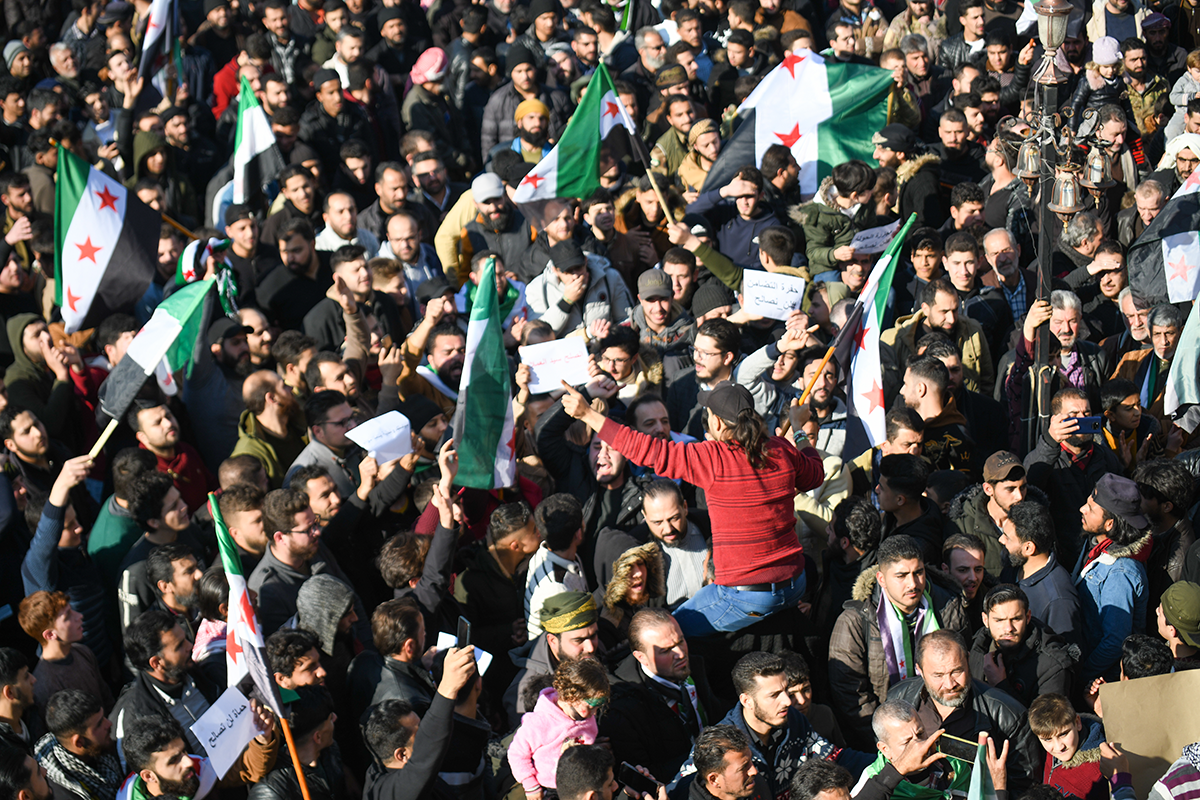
[[99, 279, 214, 425], [966, 741, 999, 800], [178, 236, 240, 316], [452, 255, 517, 489], [839, 213, 917, 458], [512, 63, 637, 217], [233, 75, 285, 204], [138, 0, 174, 79], [1166, 296, 1200, 416], [1129, 162, 1200, 305], [702, 50, 894, 197], [54, 146, 158, 333], [211, 491, 286, 717]]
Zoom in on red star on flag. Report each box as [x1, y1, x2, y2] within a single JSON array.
[[65, 287, 81, 312], [780, 52, 806, 78], [1183, 168, 1200, 194], [775, 124, 802, 149], [95, 186, 118, 212], [854, 324, 872, 352], [860, 380, 884, 414], [226, 625, 243, 661], [522, 172, 545, 189], [1169, 254, 1195, 284], [604, 101, 620, 118], [75, 237, 101, 263]]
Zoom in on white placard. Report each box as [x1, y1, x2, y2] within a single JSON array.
[[346, 410, 413, 462], [190, 687, 257, 778], [848, 219, 901, 255], [435, 631, 494, 676], [742, 271, 808, 321], [518, 338, 592, 393]]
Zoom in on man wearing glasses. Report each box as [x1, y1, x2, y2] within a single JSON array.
[[666, 318, 741, 440], [286, 391, 361, 498]]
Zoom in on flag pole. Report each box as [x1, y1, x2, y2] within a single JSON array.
[[88, 418, 120, 459], [162, 213, 199, 240], [278, 717, 316, 800], [782, 314, 858, 436]]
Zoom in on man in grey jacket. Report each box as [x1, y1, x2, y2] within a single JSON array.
[[526, 241, 633, 337]]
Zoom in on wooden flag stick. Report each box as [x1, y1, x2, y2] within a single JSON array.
[[162, 213, 199, 241], [88, 418, 120, 459], [797, 342, 837, 406], [278, 717, 316, 800]]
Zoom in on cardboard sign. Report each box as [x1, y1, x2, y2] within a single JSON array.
[[435, 631, 494, 675], [742, 271, 808, 321], [1101, 669, 1200, 798], [346, 410, 413, 462], [519, 338, 592, 393], [849, 220, 901, 255], [190, 687, 257, 778]]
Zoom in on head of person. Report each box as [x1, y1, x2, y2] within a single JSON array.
[[1098, 378, 1141, 436], [693, 725, 758, 800], [541, 591, 600, 663], [129, 471, 191, 534], [628, 608, 690, 683], [423, 322, 465, 390], [1091, 240, 1127, 299], [124, 609, 192, 683], [146, 543, 203, 612], [18, 591, 82, 652], [557, 745, 618, 800], [304, 389, 357, 453], [980, 451, 1028, 517], [1047, 289, 1084, 352], [637, 269, 676, 332], [552, 657, 610, 721], [789, 757, 853, 800], [699, 381, 773, 471], [364, 698, 425, 769], [693, 318, 740, 383], [733, 652, 794, 731], [662, 248, 698, 306], [472, 172, 512, 231], [1121, 633, 1174, 679], [1064, 211, 1104, 258], [827, 495, 882, 562], [266, 628, 326, 689], [288, 686, 337, 757], [981, 584, 1031, 652], [900, 355, 950, 415], [1118, 288, 1150, 343], [488, 500, 540, 559], [377, 531, 432, 594], [633, 480, 689, 549], [0, 407, 47, 464], [276, 218, 318, 277], [1158, 580, 1200, 650], [44, 689, 114, 759], [870, 699, 930, 768], [0, 648, 34, 716], [876, 454, 930, 518], [122, 715, 199, 798], [942, 534, 986, 601], [1027, 693, 1083, 768], [264, 487, 320, 562], [914, 629, 970, 707], [1134, 179, 1166, 226], [874, 534, 927, 613], [127, 402, 181, 457], [872, 124, 917, 169], [942, 233, 979, 293], [916, 282, 959, 342], [1148, 303, 1183, 360], [1081, 473, 1151, 545], [881, 407, 924, 456], [1133, 458, 1193, 530]]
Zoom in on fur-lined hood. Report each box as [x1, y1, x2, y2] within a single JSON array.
[[1054, 714, 1106, 768], [1097, 532, 1154, 562], [850, 562, 961, 603], [614, 182, 687, 228], [604, 542, 666, 610], [895, 152, 941, 185]]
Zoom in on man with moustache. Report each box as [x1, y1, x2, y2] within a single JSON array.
[[233, 371, 309, 490], [459, 173, 534, 285], [129, 402, 215, 514], [35, 690, 121, 800], [504, 591, 601, 726], [998, 501, 1081, 645], [941, 535, 989, 636], [183, 315, 257, 469], [948, 452, 1029, 577]]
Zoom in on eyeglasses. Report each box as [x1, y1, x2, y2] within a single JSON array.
[[288, 523, 322, 537], [599, 354, 633, 366], [692, 347, 724, 359]]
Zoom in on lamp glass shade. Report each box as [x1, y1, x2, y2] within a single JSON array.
[[1047, 171, 1084, 218], [1015, 139, 1041, 180], [1035, 0, 1071, 50], [1080, 147, 1115, 190]]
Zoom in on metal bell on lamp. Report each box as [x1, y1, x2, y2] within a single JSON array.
[[1079, 147, 1116, 198], [1047, 168, 1084, 222]]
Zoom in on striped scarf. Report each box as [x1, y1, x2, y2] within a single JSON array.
[[877, 590, 940, 685], [34, 733, 123, 800]]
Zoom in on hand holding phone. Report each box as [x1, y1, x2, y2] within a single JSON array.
[[456, 616, 471, 649], [617, 763, 659, 799]]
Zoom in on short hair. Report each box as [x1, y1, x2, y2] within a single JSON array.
[[18, 591, 69, 644], [371, 598, 423, 656], [693, 725, 751, 781], [0, 745, 32, 800], [329, 243, 367, 272], [593, 325, 640, 359], [905, 354, 950, 400], [146, 543, 198, 593], [878, 453, 930, 502], [377, 532, 431, 589], [278, 163, 315, 189], [951, 91, 982, 112], [917, 333, 960, 362], [941, 108, 967, 127], [95, 313, 138, 355], [124, 609, 178, 670], [779, 650, 810, 686], [642, 477, 685, 509], [111, 447, 158, 501], [219, 455, 265, 489], [1050, 386, 1088, 416], [759, 226, 795, 265], [364, 699, 418, 761], [262, 488, 311, 538], [1063, 211, 1102, 248], [218, 482, 264, 520], [0, 648, 28, 689], [831, 496, 881, 553], [1101, 378, 1141, 414], [1005, 500, 1055, 555], [696, 318, 740, 355], [628, 608, 676, 655], [44, 689, 104, 739], [272, 330, 317, 369], [1050, 289, 1082, 315], [489, 501, 533, 544], [790, 760, 854, 800], [872, 698, 919, 744], [196, 565, 229, 623], [914, 628, 967, 668], [128, 471, 177, 528], [304, 388, 349, 429], [662, 247, 697, 271], [1133, 458, 1194, 517], [731, 651, 785, 697], [982, 583, 1030, 615], [265, 628, 320, 677], [426, 323, 464, 355], [122, 715, 186, 774], [944, 231, 978, 258], [1122, 633, 1174, 679], [1027, 693, 1076, 737], [759, 146, 792, 183], [949, 182, 985, 210], [919, 277, 957, 308], [877, 534, 925, 569], [831, 159, 875, 196], [1119, 36, 1145, 55], [634, 25, 662, 50], [557, 745, 615, 800], [886, 406, 925, 440], [534, 493, 584, 551], [290, 686, 334, 739], [1148, 303, 1184, 331], [943, 532, 986, 565], [1135, 179, 1165, 202]]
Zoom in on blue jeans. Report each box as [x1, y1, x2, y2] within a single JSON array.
[[672, 574, 807, 638]]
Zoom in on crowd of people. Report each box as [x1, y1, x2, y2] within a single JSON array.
[[1, 0, 1200, 798]]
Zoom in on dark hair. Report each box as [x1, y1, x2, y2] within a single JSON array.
[[0, 649, 28, 690], [377, 532, 430, 589], [304, 389, 349, 429], [1050, 386, 1089, 416], [759, 226, 795, 266], [905, 354, 950, 400], [693, 725, 751, 781], [535, 493, 583, 551], [885, 406, 925, 440], [831, 159, 875, 196], [779, 650, 810, 686], [982, 583, 1029, 615], [0, 406, 32, 441], [129, 471, 177, 528], [722, 405, 773, 471], [271, 330, 317, 369], [1005, 500, 1054, 555], [124, 609, 178, 670], [642, 477, 685, 509], [371, 598, 423, 656], [696, 318, 740, 355], [877, 533, 925, 569], [364, 699, 417, 761], [919, 277, 957, 308], [557, 745, 614, 800], [592, 325, 640, 359], [731, 651, 785, 697], [1121, 633, 1173, 679], [218, 482, 264, 519], [262, 488, 311, 539], [914, 628, 967, 667], [196, 565, 229, 623], [790, 760, 854, 800], [832, 496, 881, 553], [290, 464, 331, 493], [627, 608, 675, 655], [426, 323, 464, 356], [113, 447, 158, 501], [219, 455, 266, 490], [265, 629, 320, 678], [290, 685, 334, 739], [95, 313, 138, 355], [950, 91, 982, 112], [916, 333, 959, 362], [330, 243, 367, 272], [662, 246, 697, 271], [1133, 458, 1194, 517], [44, 689, 103, 738], [949, 182, 985, 210], [146, 543, 197, 595], [878, 453, 930, 502], [122, 715, 186, 774], [760, 144, 794, 181], [489, 501, 533, 544]]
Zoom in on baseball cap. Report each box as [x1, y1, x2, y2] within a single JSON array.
[[1162, 581, 1200, 647], [655, 65, 688, 89], [549, 240, 586, 272], [1092, 473, 1149, 531], [417, 275, 453, 304], [471, 172, 505, 202], [699, 381, 753, 421], [208, 316, 252, 346], [872, 124, 916, 153], [983, 451, 1025, 483], [638, 269, 673, 300]]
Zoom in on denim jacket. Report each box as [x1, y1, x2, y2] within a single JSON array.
[[1073, 533, 1152, 681]]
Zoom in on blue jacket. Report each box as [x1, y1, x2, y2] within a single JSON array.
[[685, 190, 780, 271], [1073, 533, 1153, 681], [1014, 552, 1082, 649], [717, 702, 874, 797]]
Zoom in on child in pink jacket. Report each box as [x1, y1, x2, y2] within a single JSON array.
[[507, 657, 611, 800]]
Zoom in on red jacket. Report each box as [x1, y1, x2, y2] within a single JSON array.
[[212, 59, 240, 120], [142, 441, 217, 512], [598, 419, 823, 586]]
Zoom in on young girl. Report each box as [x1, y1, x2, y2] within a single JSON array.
[[507, 657, 611, 800], [1068, 36, 1129, 131]]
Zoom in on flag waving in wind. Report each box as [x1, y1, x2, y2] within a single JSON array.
[[452, 256, 517, 489], [138, 0, 175, 79], [232, 74, 285, 204]]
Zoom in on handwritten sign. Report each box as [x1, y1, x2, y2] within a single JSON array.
[[190, 687, 257, 778], [346, 410, 413, 462], [849, 220, 901, 255], [519, 338, 591, 393], [435, 631, 494, 676], [742, 271, 808, 321]]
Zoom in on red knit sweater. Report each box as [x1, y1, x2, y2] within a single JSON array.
[[598, 419, 824, 586]]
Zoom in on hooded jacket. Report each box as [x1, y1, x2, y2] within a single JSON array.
[[881, 309, 993, 399], [919, 397, 977, 475], [525, 253, 634, 336], [599, 542, 666, 647], [827, 568, 969, 749], [123, 130, 200, 227], [948, 484, 1051, 578], [1074, 532, 1153, 681], [968, 617, 1078, 709], [508, 687, 599, 792], [230, 409, 310, 490], [5, 313, 88, 450], [894, 152, 944, 228]]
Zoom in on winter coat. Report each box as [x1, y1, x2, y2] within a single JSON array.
[[123, 131, 200, 228], [297, 99, 373, 176], [599, 542, 666, 646], [895, 152, 944, 228], [508, 688, 599, 792], [248, 745, 344, 800], [1074, 532, 1153, 680], [4, 313, 92, 452], [881, 310, 993, 399], [346, 649, 437, 724], [827, 568, 969, 749], [799, 178, 879, 274], [400, 83, 472, 173], [947, 484, 1050, 577], [1043, 715, 1109, 800], [968, 618, 1078, 709], [1024, 435, 1122, 568], [458, 210, 536, 286], [453, 544, 527, 675], [230, 409, 309, 490], [479, 82, 573, 156], [526, 254, 634, 337], [882, 498, 955, 568], [362, 694, 454, 800], [684, 191, 781, 271], [1069, 68, 1135, 133], [1085, 0, 1150, 41], [937, 33, 978, 72]]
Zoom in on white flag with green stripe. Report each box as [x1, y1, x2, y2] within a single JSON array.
[[232, 75, 285, 204], [452, 256, 517, 489], [512, 64, 637, 204]]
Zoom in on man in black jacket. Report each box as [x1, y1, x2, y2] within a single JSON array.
[[362, 646, 477, 800], [872, 125, 943, 227], [298, 69, 374, 178], [248, 687, 342, 800]]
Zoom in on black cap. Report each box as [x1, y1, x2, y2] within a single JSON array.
[[549, 240, 586, 272], [506, 43, 537, 76], [1092, 473, 1149, 530], [529, 0, 561, 18], [225, 203, 254, 226], [378, 5, 405, 24], [691, 282, 734, 317], [204, 0, 228, 16], [399, 394, 444, 433], [417, 275, 453, 304], [208, 316, 252, 345], [699, 380, 754, 421], [872, 124, 916, 153], [160, 105, 187, 124], [312, 68, 341, 90]]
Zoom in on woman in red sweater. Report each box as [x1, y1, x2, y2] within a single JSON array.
[[560, 379, 824, 637]]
